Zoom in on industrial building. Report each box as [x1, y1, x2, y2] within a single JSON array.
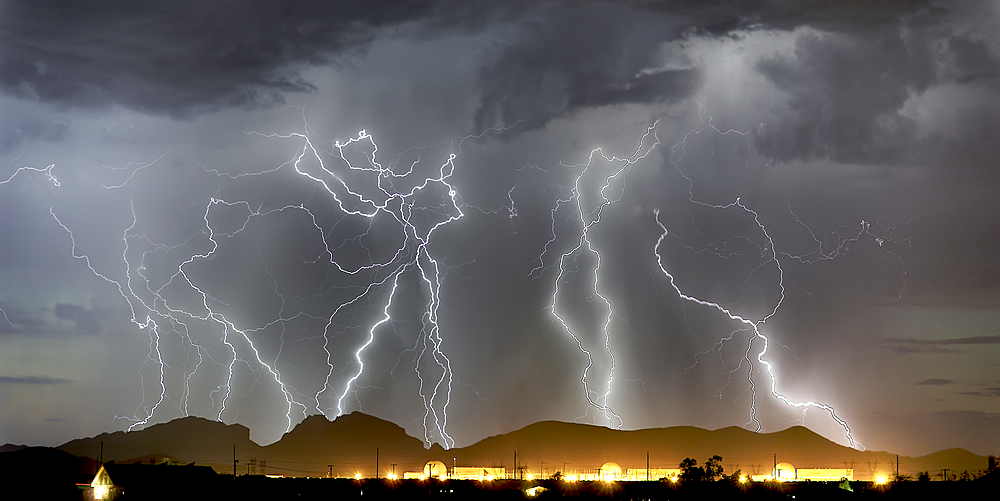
[[402, 461, 505, 481], [749, 462, 853, 482]]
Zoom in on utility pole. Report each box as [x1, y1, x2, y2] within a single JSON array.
[[646, 452, 650, 481], [328, 465, 334, 478], [99, 441, 103, 469], [513, 451, 517, 480], [391, 464, 397, 478], [233, 445, 238, 477], [773, 454, 777, 479], [376, 447, 379, 479], [942, 468, 949, 481]]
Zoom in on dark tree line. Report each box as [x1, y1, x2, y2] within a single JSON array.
[[679, 455, 735, 482]]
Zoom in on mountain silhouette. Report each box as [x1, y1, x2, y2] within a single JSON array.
[[54, 413, 991, 480], [59, 416, 262, 473]]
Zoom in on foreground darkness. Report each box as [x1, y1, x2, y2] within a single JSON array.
[[3, 444, 997, 500], [223, 476, 1000, 500], [15, 471, 1000, 501]]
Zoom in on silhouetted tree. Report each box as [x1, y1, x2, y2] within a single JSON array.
[[917, 471, 930, 482], [679, 456, 725, 482], [704, 455, 723, 481], [679, 458, 703, 482], [725, 469, 743, 484]]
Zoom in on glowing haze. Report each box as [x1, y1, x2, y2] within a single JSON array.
[[1, 1, 998, 457]]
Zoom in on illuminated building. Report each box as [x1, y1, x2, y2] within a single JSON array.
[[451, 466, 506, 481], [90, 461, 219, 500], [599, 462, 623, 481], [624, 468, 681, 481], [418, 460, 448, 479], [749, 462, 854, 482]]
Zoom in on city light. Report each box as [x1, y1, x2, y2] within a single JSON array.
[[93, 485, 109, 501]]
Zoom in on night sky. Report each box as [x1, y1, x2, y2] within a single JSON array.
[[2, 1, 998, 457]]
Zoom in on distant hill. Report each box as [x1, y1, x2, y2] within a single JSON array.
[[59, 416, 263, 473], [448, 421, 990, 480], [260, 412, 441, 477], [56, 413, 992, 480], [0, 446, 97, 499], [0, 443, 25, 453]]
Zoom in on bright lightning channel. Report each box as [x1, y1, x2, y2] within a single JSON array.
[[648, 103, 908, 449], [536, 102, 904, 449], [541, 122, 661, 428], [53, 114, 505, 447]]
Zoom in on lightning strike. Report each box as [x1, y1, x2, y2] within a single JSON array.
[[10, 96, 908, 453], [540, 122, 661, 428], [36, 108, 514, 447]]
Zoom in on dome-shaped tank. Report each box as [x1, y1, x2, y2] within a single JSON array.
[[424, 460, 448, 479], [599, 462, 622, 481], [774, 462, 796, 480]]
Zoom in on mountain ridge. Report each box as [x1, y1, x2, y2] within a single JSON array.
[[53, 413, 990, 479]]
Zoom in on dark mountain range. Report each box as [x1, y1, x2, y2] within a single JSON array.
[[59, 416, 262, 473], [0, 446, 97, 499], [0, 443, 26, 453], [54, 413, 992, 480]]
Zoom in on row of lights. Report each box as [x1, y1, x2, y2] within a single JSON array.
[[354, 472, 887, 485]]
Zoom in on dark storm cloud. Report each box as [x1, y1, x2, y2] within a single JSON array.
[[752, 8, 1000, 166], [0, 304, 45, 335], [472, 2, 701, 133], [53, 303, 103, 335], [883, 335, 1000, 355], [753, 29, 931, 164], [0, 0, 949, 129], [0, 0, 706, 125], [468, 0, 933, 133], [957, 387, 1000, 398], [0, 0, 468, 116], [0, 118, 68, 155], [916, 378, 953, 386], [0, 376, 72, 384]]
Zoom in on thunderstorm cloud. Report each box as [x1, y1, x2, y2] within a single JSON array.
[[1, 0, 999, 458]]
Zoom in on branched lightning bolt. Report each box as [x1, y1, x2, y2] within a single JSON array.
[[9, 99, 907, 450], [0, 164, 60, 329], [1, 164, 60, 188], [32, 119, 491, 445], [531, 102, 905, 448], [653, 205, 858, 448], [647, 103, 909, 449], [248, 127, 484, 448], [539, 122, 661, 428], [91, 117, 506, 446]]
